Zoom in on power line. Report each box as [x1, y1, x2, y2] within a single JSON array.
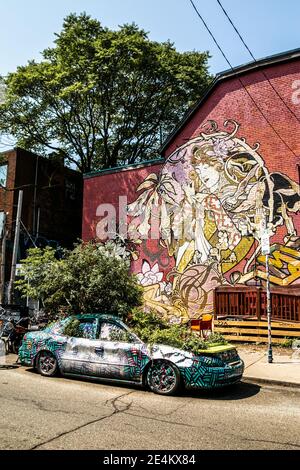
[[20, 220, 37, 248], [188, 0, 299, 159], [216, 0, 256, 62], [189, 0, 233, 70], [216, 0, 300, 125]]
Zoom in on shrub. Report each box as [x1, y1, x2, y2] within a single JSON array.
[[15, 241, 143, 319], [126, 308, 227, 354]]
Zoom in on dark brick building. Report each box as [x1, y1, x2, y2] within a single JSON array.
[[0, 148, 82, 294]]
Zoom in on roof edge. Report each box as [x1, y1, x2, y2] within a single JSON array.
[[83, 157, 164, 179], [160, 47, 300, 154]]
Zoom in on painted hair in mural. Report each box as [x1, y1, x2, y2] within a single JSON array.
[[127, 120, 300, 322]]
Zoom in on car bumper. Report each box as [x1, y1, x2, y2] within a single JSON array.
[[182, 360, 245, 390], [18, 346, 34, 366]]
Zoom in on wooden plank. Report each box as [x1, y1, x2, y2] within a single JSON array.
[[215, 327, 300, 337], [222, 335, 286, 344], [215, 321, 260, 327], [214, 320, 300, 329]]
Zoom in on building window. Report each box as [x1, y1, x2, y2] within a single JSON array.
[[0, 164, 8, 187]]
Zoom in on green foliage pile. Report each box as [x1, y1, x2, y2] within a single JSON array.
[[15, 241, 143, 318], [127, 309, 227, 354]]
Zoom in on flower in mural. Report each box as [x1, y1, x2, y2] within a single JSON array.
[[161, 281, 173, 296], [137, 261, 164, 287], [208, 137, 235, 159], [103, 240, 128, 259], [169, 316, 182, 325], [217, 231, 229, 251]]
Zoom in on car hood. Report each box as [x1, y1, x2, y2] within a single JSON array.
[[149, 343, 194, 367], [147, 343, 238, 367]]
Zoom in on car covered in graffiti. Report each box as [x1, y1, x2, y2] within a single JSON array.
[[18, 314, 244, 395]]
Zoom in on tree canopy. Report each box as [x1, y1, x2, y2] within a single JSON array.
[[15, 241, 143, 318], [0, 13, 211, 172]]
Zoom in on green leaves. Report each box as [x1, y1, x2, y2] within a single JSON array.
[[15, 241, 143, 318], [0, 13, 211, 172], [127, 309, 227, 354]]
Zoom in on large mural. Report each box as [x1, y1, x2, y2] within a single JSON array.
[[126, 120, 300, 323]]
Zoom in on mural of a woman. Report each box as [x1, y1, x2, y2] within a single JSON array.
[[127, 120, 300, 321]]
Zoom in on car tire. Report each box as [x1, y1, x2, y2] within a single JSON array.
[[146, 360, 181, 395], [36, 351, 58, 377]]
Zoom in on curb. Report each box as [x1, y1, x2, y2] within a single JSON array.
[[243, 376, 300, 389]]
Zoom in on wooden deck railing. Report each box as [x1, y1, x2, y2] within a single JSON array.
[[214, 285, 300, 323]]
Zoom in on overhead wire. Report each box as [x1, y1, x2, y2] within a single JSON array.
[[188, 0, 299, 159], [216, 0, 300, 126]]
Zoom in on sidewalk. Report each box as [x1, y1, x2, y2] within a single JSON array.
[[238, 344, 300, 388]]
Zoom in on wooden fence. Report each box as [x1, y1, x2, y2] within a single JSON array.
[[214, 286, 300, 323], [213, 285, 300, 343], [214, 319, 300, 344]]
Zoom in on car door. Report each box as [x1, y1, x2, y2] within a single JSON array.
[[85, 320, 146, 382], [59, 317, 100, 375]]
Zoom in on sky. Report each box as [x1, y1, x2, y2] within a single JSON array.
[[0, 0, 299, 77]]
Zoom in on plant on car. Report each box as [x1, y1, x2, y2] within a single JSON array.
[[126, 308, 227, 354], [63, 318, 81, 338]]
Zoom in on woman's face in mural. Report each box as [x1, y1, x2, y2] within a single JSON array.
[[194, 161, 220, 192]]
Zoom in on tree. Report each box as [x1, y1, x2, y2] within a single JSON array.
[[0, 13, 211, 172], [15, 241, 143, 318]]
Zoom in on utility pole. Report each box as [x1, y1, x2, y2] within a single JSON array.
[[265, 251, 273, 363], [261, 215, 273, 364], [0, 212, 7, 304], [7, 190, 23, 304]]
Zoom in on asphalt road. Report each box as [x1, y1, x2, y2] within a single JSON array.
[[0, 363, 300, 450]]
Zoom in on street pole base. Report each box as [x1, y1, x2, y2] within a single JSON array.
[[268, 347, 273, 364]]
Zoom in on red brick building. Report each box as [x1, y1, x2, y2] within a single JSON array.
[[83, 49, 300, 323]]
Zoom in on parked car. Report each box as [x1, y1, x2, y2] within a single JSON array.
[[18, 314, 244, 395]]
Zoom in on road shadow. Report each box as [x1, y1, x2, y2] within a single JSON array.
[[177, 381, 261, 400], [24, 366, 144, 391], [24, 367, 260, 399], [0, 364, 19, 370]]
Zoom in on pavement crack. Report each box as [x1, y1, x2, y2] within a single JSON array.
[[244, 355, 265, 370], [0, 394, 83, 417], [29, 390, 135, 450], [238, 435, 300, 449], [123, 410, 200, 429], [105, 394, 133, 413], [162, 399, 194, 417], [120, 397, 193, 419]]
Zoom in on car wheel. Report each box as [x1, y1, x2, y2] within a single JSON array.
[[37, 351, 58, 377], [146, 360, 181, 395]]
